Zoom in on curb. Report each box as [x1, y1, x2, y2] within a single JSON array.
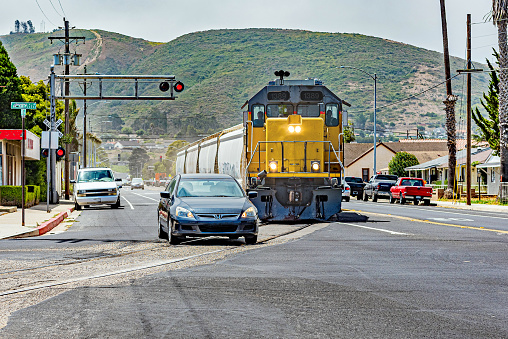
[[11, 206, 75, 239]]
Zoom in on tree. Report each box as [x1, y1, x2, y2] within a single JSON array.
[[344, 122, 356, 143], [492, 0, 508, 194], [388, 152, 419, 177], [128, 148, 150, 177], [121, 126, 133, 135], [20, 22, 28, 34], [27, 20, 35, 33], [136, 129, 145, 136], [440, 0, 458, 198], [14, 20, 20, 33], [473, 50, 500, 153], [0, 41, 23, 129]]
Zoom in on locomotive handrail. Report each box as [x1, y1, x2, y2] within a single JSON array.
[[246, 140, 345, 182]]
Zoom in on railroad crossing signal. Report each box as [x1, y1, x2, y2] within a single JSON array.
[[56, 147, 65, 160]]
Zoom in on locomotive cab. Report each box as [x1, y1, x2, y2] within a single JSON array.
[[244, 77, 346, 220]]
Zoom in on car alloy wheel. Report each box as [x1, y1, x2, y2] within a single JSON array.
[[372, 193, 378, 202], [389, 194, 395, 204]]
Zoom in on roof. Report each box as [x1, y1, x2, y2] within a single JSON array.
[[344, 141, 448, 168], [406, 148, 492, 170]]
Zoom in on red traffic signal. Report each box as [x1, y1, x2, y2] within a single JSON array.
[[56, 146, 65, 160], [41, 149, 49, 158], [174, 81, 184, 92]]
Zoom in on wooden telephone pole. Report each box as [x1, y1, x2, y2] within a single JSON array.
[[48, 18, 85, 201]]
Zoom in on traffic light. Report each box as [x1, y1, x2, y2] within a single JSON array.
[[159, 82, 170, 92], [41, 148, 49, 158], [174, 81, 184, 92], [56, 146, 65, 160]]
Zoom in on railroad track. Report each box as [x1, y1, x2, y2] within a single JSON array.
[[0, 223, 314, 297]]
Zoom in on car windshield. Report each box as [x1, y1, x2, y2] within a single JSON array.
[[345, 177, 363, 183], [176, 178, 244, 198], [376, 175, 398, 181], [401, 179, 424, 186], [132, 178, 143, 183], [77, 170, 114, 183]]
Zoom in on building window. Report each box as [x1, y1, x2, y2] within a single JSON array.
[[491, 169, 496, 182], [362, 168, 369, 182]]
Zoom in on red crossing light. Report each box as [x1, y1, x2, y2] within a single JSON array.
[[41, 149, 49, 158], [174, 81, 184, 92], [56, 146, 65, 160]]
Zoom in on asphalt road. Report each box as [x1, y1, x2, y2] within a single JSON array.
[[1, 190, 507, 338]]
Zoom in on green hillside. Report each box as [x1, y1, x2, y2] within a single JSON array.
[[1, 28, 489, 139]]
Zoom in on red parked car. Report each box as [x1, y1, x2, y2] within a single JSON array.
[[389, 177, 432, 205]]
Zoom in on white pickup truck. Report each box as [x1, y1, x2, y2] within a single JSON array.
[[71, 167, 122, 210]]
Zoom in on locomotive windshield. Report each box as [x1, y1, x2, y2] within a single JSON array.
[[297, 104, 320, 117], [267, 104, 293, 117]]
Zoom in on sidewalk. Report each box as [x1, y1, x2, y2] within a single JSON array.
[[0, 200, 75, 240], [435, 200, 508, 213]]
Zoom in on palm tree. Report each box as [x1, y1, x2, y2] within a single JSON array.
[[492, 0, 508, 199], [440, 0, 457, 198]]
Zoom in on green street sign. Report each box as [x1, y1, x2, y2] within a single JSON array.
[[11, 102, 36, 110]]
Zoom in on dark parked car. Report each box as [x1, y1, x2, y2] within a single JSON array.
[[345, 176, 366, 200], [157, 173, 259, 245], [363, 174, 398, 202]]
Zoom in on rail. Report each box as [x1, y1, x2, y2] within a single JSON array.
[[246, 140, 345, 183]]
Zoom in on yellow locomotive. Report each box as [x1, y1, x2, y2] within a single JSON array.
[[176, 71, 348, 221]]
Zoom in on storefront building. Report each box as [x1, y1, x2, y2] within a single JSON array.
[[0, 129, 40, 186]]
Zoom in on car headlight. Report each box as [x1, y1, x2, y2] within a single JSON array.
[[241, 206, 256, 218], [108, 188, 117, 195], [77, 190, 86, 197], [176, 206, 194, 219]]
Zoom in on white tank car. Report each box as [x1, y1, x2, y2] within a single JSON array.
[[175, 124, 246, 187]]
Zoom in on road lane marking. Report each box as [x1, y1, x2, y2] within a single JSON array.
[[122, 196, 134, 210], [129, 191, 160, 202], [351, 201, 508, 220], [345, 209, 508, 234], [339, 222, 409, 235]]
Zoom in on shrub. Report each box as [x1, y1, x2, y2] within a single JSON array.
[[0, 185, 40, 207]]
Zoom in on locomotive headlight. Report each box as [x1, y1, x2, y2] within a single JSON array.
[[295, 126, 301, 133], [269, 161, 278, 173], [311, 161, 320, 172], [288, 126, 295, 133]]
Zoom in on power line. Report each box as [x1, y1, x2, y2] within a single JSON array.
[[348, 73, 462, 114], [47, 0, 64, 18], [57, 0, 66, 17], [35, 0, 58, 27]]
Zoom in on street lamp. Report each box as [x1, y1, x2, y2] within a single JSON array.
[[339, 66, 377, 175]]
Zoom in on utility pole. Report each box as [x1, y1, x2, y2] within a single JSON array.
[[440, 0, 458, 199], [466, 14, 472, 205], [48, 18, 85, 200]]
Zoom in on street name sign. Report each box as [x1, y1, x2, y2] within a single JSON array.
[[11, 102, 37, 110]]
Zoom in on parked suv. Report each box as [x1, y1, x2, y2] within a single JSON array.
[[71, 167, 122, 210]]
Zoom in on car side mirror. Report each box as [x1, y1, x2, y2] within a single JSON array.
[[70, 179, 76, 184], [160, 191, 171, 199], [248, 191, 258, 199], [115, 178, 122, 182]]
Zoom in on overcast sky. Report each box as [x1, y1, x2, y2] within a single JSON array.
[[0, 0, 497, 64]]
